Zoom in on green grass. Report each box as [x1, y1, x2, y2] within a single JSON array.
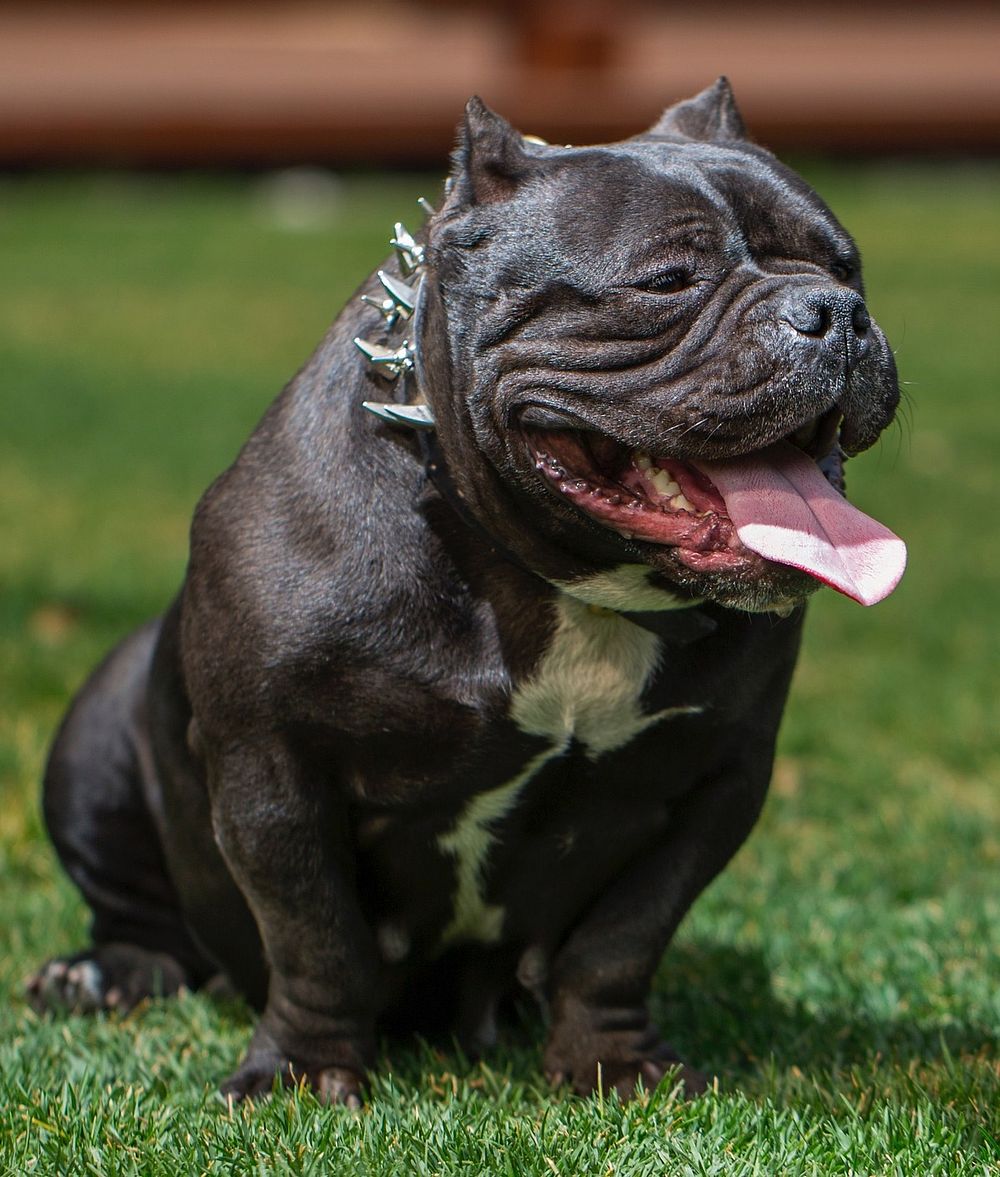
[[1, 163, 998, 1175]]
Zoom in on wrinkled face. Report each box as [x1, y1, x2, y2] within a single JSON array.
[[425, 107, 900, 611]]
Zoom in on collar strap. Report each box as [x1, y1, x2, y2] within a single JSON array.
[[419, 428, 716, 646]]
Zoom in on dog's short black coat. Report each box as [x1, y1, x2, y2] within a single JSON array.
[[29, 80, 900, 1103]]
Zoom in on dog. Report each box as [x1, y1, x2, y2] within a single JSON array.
[[27, 79, 905, 1104]]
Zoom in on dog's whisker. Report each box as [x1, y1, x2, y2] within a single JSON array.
[[674, 417, 711, 441]]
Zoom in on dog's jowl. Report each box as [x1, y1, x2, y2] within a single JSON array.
[[28, 79, 906, 1103]]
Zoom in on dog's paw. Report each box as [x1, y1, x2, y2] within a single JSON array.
[[219, 1054, 364, 1108], [25, 944, 188, 1014], [220, 1014, 372, 1107], [544, 1032, 709, 1101], [26, 956, 106, 1013]]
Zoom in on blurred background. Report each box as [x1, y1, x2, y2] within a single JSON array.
[[1, 0, 998, 163], [1, 3, 999, 1165]]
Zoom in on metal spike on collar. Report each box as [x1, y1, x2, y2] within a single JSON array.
[[377, 270, 417, 316], [353, 336, 415, 380], [390, 222, 425, 276], [361, 400, 400, 425], [359, 270, 416, 329], [360, 291, 400, 327], [362, 401, 435, 430], [417, 196, 436, 218]]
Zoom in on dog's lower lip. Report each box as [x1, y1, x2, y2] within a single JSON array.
[[789, 407, 843, 461]]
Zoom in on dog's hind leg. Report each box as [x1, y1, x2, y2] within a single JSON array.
[[26, 619, 213, 1014]]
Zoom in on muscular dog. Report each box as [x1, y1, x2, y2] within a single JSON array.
[[28, 80, 905, 1103]]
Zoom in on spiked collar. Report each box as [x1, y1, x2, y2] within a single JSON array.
[[353, 201, 717, 647]]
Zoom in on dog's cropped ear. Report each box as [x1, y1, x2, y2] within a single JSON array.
[[644, 77, 748, 143], [449, 96, 538, 205]]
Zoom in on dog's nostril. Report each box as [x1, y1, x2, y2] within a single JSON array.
[[787, 289, 868, 338], [793, 301, 832, 338], [851, 301, 871, 336], [784, 289, 872, 372], [783, 287, 873, 372]]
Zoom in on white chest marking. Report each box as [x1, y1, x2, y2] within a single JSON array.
[[553, 562, 702, 614], [438, 591, 702, 944]]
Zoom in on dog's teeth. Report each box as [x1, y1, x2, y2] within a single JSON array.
[[635, 452, 652, 472], [670, 493, 696, 513], [650, 468, 680, 498]]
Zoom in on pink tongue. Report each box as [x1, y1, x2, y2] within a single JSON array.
[[695, 442, 906, 605]]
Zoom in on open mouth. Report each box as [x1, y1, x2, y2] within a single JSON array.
[[523, 409, 906, 606], [531, 428, 752, 573]]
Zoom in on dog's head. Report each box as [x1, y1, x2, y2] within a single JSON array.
[[415, 80, 904, 611]]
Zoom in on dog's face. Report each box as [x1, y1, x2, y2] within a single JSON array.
[[421, 82, 901, 611]]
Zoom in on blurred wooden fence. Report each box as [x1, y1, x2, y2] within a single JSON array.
[[1, 1, 997, 165]]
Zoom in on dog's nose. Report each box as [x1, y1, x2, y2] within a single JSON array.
[[783, 288, 871, 370]]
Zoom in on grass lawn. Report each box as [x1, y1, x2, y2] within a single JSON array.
[[1, 161, 998, 1175]]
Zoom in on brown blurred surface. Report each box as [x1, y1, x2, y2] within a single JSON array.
[[1, 1, 998, 165]]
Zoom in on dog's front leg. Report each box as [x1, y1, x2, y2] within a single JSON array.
[[543, 758, 771, 1100], [207, 740, 379, 1105]]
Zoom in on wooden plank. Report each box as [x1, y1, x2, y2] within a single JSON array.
[[0, 2, 996, 163]]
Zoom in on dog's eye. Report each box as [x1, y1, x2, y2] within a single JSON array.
[[638, 269, 695, 295]]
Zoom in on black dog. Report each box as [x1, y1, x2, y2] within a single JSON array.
[[28, 80, 905, 1104]]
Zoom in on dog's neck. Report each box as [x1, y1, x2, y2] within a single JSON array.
[[350, 206, 719, 646]]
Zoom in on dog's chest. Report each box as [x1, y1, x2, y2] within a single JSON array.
[[436, 593, 700, 944], [509, 595, 665, 755]]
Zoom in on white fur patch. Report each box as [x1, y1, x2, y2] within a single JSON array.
[[438, 593, 702, 944], [376, 922, 412, 964], [554, 564, 702, 613], [438, 740, 569, 944], [510, 594, 701, 756]]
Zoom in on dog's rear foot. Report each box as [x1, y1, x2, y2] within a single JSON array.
[[25, 943, 188, 1014]]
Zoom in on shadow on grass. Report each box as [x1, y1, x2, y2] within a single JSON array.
[[332, 937, 997, 1100], [201, 936, 996, 1102], [655, 939, 998, 1081]]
